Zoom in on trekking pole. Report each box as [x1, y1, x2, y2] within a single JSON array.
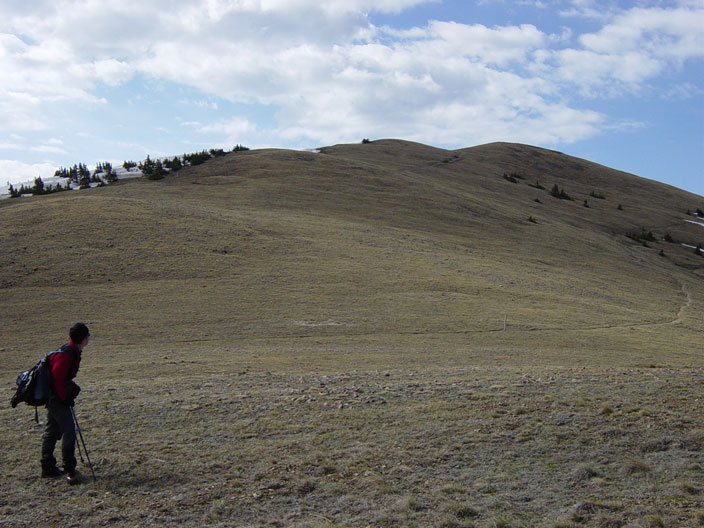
[[75, 430, 85, 464], [71, 407, 97, 482]]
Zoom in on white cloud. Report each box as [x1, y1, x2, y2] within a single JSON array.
[[0, 0, 702, 155], [0, 159, 58, 186], [193, 100, 219, 110], [425, 21, 547, 66], [183, 117, 256, 137], [662, 82, 703, 100], [534, 3, 704, 96], [579, 6, 704, 62]]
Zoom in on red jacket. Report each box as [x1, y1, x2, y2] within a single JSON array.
[[49, 341, 81, 402]]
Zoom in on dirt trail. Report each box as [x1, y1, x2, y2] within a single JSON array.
[[674, 280, 694, 324]]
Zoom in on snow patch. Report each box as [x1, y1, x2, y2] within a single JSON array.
[[1, 166, 144, 198], [684, 218, 704, 228]]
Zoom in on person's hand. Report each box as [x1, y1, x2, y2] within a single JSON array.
[[67, 382, 81, 400]]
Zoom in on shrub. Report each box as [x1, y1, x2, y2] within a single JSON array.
[[183, 150, 211, 166], [590, 190, 606, 199], [503, 173, 518, 183], [626, 230, 656, 246], [361, 138, 372, 144], [551, 184, 573, 200], [233, 144, 250, 152], [528, 216, 537, 224]]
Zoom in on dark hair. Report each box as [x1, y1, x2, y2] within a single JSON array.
[[69, 323, 90, 343]]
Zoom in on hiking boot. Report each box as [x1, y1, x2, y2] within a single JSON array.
[[41, 466, 65, 478], [65, 471, 81, 485]]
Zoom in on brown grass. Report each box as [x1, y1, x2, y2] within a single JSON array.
[[1, 140, 702, 527]]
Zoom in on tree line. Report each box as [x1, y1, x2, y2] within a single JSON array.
[[5, 144, 250, 196]]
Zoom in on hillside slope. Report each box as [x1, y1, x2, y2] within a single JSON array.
[[0, 139, 702, 368]]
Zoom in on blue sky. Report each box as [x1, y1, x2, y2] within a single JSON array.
[[1, 0, 702, 196]]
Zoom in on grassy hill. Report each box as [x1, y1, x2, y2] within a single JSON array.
[[1, 139, 701, 363], [1, 139, 702, 527]]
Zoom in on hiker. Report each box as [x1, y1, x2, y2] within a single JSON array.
[[40, 323, 89, 484]]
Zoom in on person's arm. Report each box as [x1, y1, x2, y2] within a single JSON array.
[[50, 353, 73, 402]]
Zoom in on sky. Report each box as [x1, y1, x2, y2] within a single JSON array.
[[1, 0, 703, 196]]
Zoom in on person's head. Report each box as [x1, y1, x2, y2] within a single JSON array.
[[69, 323, 90, 349]]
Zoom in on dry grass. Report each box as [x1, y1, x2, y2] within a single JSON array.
[[1, 140, 702, 527], [4, 362, 703, 527]]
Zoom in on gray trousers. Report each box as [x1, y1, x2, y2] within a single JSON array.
[[41, 401, 76, 472]]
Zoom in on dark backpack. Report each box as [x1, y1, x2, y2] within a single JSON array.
[[10, 349, 66, 413]]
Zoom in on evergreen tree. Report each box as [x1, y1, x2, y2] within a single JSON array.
[[104, 163, 117, 183], [69, 165, 79, 184], [164, 156, 183, 172], [147, 160, 166, 180], [32, 177, 45, 195], [184, 150, 211, 166], [139, 155, 156, 175], [78, 164, 91, 189]]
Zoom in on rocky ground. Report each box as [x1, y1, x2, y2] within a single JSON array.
[[3, 365, 703, 527]]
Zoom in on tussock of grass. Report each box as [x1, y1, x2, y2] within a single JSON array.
[[451, 502, 480, 519], [641, 437, 673, 453], [646, 515, 666, 528], [622, 458, 651, 475], [570, 463, 601, 482], [599, 404, 615, 416]]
